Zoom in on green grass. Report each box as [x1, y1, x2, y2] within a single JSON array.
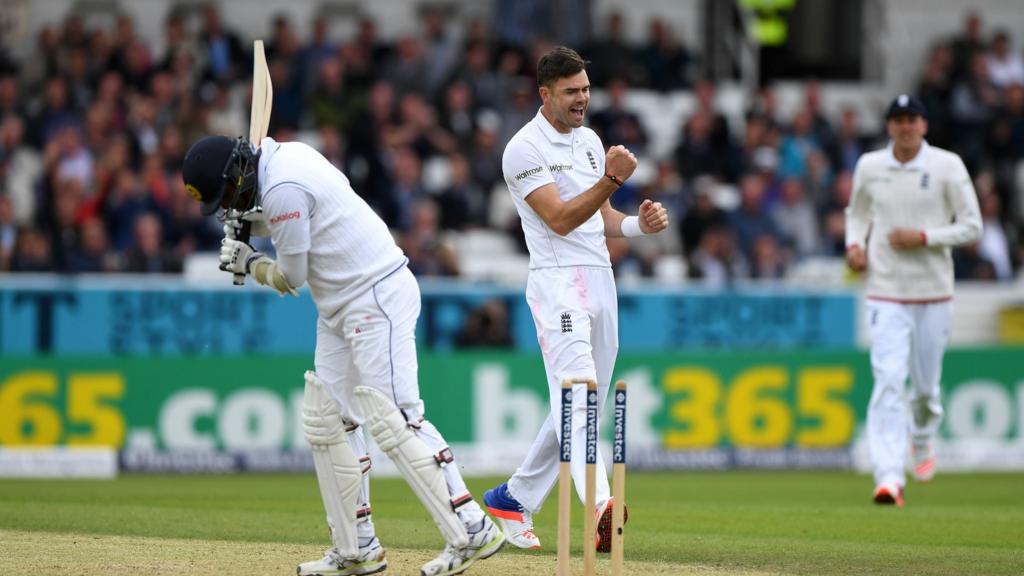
[[1, 471, 1023, 575]]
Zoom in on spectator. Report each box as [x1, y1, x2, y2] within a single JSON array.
[[584, 11, 642, 87], [470, 120, 504, 203], [589, 78, 649, 154], [771, 178, 820, 258], [779, 109, 826, 181], [637, 19, 696, 91], [199, 4, 245, 84], [308, 55, 360, 132], [388, 146, 428, 231], [0, 115, 43, 226], [820, 170, 853, 257], [803, 81, 836, 153], [985, 30, 1024, 88], [950, 53, 999, 171], [449, 40, 500, 112], [419, 5, 460, 97], [11, 227, 52, 272], [66, 216, 115, 273], [679, 176, 727, 257], [730, 173, 780, 263], [436, 152, 487, 230], [917, 43, 955, 148], [830, 107, 872, 174], [27, 76, 77, 149], [749, 233, 786, 279], [123, 212, 181, 273], [455, 299, 514, 348], [401, 198, 459, 277], [384, 35, 431, 99], [974, 173, 1014, 280], [438, 80, 478, 151], [0, 195, 14, 269], [950, 10, 984, 81], [687, 224, 748, 287], [302, 15, 339, 93]]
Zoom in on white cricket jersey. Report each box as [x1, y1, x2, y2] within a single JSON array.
[[502, 109, 611, 269], [846, 141, 982, 302], [257, 137, 406, 326]]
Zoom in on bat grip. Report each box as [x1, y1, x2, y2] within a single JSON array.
[[232, 220, 253, 286]]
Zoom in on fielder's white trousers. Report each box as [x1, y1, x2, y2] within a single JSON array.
[[508, 266, 619, 515], [866, 299, 951, 487], [314, 265, 483, 532]]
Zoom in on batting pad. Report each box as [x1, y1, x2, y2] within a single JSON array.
[[354, 386, 470, 548], [303, 371, 361, 558]]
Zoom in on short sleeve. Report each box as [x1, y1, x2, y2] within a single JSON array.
[[503, 139, 554, 199], [261, 184, 312, 256]]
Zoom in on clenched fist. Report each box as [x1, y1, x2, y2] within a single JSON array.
[[846, 245, 867, 272], [638, 199, 668, 233], [888, 228, 926, 250], [605, 145, 637, 183]]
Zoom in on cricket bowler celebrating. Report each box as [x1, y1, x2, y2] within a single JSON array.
[[846, 94, 982, 507], [181, 133, 504, 576], [483, 46, 669, 550]]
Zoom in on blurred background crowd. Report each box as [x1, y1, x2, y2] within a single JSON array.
[[0, 2, 1021, 285]]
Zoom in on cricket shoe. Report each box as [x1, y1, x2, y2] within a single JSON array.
[[420, 516, 505, 576], [483, 482, 541, 549], [912, 440, 936, 483], [873, 483, 904, 508], [594, 497, 628, 553], [297, 537, 387, 576]]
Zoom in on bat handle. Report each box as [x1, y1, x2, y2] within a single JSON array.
[[232, 220, 253, 286]]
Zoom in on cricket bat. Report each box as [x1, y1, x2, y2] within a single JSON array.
[[233, 39, 273, 286]]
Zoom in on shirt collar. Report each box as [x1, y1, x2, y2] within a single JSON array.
[[533, 108, 574, 146], [885, 139, 929, 170]]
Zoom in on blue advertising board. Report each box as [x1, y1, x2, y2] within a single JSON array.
[[0, 278, 855, 355]]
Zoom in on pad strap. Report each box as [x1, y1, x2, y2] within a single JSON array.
[[355, 386, 469, 547]]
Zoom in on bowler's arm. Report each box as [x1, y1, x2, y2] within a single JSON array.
[[525, 179, 620, 236]]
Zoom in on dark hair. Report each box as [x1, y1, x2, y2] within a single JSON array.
[[536, 46, 588, 88]]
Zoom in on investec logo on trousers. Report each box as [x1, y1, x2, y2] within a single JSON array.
[[514, 166, 544, 181]]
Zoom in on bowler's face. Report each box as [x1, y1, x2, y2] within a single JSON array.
[[541, 71, 590, 132]]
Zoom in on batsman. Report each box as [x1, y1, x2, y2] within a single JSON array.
[[181, 42, 504, 576]]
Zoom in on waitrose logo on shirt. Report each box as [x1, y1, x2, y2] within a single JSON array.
[[514, 166, 544, 181]]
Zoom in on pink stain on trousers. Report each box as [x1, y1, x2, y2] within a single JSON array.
[[575, 267, 590, 311]]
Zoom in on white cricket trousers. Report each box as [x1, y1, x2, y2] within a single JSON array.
[[314, 265, 483, 531], [866, 299, 951, 487], [508, 266, 619, 515]]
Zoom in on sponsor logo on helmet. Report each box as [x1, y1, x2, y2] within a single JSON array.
[[185, 184, 203, 202], [269, 211, 301, 224]]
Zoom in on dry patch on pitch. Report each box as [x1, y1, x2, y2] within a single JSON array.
[[0, 529, 778, 576]]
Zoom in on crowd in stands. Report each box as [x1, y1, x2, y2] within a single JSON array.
[[0, 6, 1020, 284]]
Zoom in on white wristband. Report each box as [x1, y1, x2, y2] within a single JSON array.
[[621, 216, 643, 238]]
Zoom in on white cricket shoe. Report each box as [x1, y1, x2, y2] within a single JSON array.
[[912, 440, 936, 483], [873, 483, 904, 508], [420, 516, 505, 576], [297, 537, 387, 576]]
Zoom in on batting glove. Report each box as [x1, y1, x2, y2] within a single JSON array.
[[219, 237, 261, 275], [224, 207, 270, 237]]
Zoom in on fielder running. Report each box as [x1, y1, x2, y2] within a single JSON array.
[[182, 135, 504, 576], [846, 94, 981, 507], [483, 46, 669, 550]]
